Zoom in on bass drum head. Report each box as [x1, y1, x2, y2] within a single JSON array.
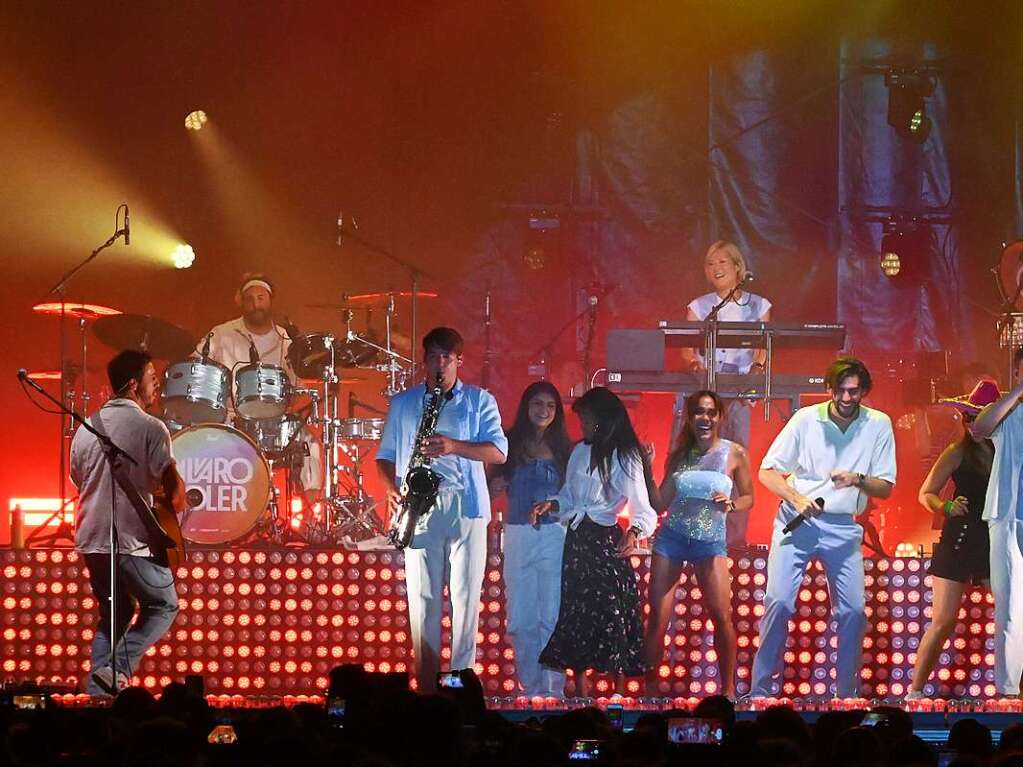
[[171, 423, 271, 545]]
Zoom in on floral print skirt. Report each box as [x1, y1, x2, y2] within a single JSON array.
[[538, 516, 647, 675]]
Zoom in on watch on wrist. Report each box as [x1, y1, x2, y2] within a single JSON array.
[[857, 473, 866, 488]]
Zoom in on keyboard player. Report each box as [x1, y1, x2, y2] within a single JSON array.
[[675, 240, 771, 550]]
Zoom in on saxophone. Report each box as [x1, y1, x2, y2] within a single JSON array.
[[388, 373, 445, 549]]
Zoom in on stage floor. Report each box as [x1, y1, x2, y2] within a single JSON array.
[[0, 546, 998, 699]]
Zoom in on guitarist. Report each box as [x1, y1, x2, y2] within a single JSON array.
[[70, 349, 186, 696]]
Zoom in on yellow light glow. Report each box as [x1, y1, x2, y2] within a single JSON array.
[[172, 244, 196, 269], [185, 110, 208, 131], [880, 252, 901, 277]]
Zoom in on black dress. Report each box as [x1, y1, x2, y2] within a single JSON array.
[[538, 516, 647, 676], [928, 457, 990, 584]]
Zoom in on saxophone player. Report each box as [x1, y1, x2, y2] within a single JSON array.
[[377, 327, 508, 692]]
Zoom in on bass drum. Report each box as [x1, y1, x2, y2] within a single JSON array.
[[171, 424, 271, 545]]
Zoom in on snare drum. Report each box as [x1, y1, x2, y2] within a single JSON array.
[[234, 363, 290, 419], [171, 424, 271, 545], [287, 332, 335, 379], [237, 414, 304, 459], [337, 417, 386, 441], [162, 359, 230, 424]]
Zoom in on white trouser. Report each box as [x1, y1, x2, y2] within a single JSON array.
[[403, 491, 488, 692], [503, 522, 567, 697], [750, 508, 867, 698], [989, 515, 1023, 695]]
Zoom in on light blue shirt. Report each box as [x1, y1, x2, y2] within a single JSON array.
[[377, 379, 508, 520]]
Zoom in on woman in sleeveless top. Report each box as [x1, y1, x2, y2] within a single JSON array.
[[644, 390, 753, 699], [489, 381, 573, 698], [906, 379, 997, 700]]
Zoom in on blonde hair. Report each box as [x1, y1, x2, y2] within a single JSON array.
[[704, 240, 748, 282]]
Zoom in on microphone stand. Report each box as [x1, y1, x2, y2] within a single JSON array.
[[18, 372, 137, 695], [702, 282, 743, 393], [36, 222, 129, 548]]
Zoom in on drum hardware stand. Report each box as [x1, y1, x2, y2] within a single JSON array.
[[335, 219, 434, 383], [34, 213, 127, 547], [344, 295, 413, 397]]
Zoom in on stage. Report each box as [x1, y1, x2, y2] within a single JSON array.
[[0, 546, 998, 700]]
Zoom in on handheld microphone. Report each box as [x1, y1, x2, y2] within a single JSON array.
[[781, 497, 825, 534], [336, 209, 343, 247], [200, 332, 213, 361], [123, 205, 130, 246], [248, 339, 259, 365]]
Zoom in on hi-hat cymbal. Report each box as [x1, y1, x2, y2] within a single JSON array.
[[33, 302, 122, 320], [93, 314, 195, 360]]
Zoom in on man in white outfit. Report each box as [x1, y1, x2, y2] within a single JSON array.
[[972, 347, 1023, 695], [750, 357, 896, 698], [376, 327, 507, 692]]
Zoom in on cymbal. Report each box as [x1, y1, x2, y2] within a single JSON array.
[[346, 290, 439, 302], [93, 314, 195, 360], [33, 302, 122, 320], [306, 290, 439, 309], [25, 362, 102, 382]]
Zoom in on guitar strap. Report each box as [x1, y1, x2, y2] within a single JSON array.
[[90, 409, 175, 551]]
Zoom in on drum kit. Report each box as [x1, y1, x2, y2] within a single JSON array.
[[28, 290, 432, 550]]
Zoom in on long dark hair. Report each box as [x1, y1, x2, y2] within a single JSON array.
[[572, 386, 648, 488], [665, 390, 726, 477], [502, 381, 573, 478], [959, 418, 993, 476]]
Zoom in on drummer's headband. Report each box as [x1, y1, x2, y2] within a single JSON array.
[[240, 278, 273, 295]]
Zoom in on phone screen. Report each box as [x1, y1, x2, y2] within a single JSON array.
[[569, 739, 603, 761], [207, 725, 237, 745], [606, 703, 624, 729], [667, 717, 724, 745], [437, 672, 464, 689], [326, 695, 346, 727], [860, 712, 888, 727], [13, 694, 47, 710]]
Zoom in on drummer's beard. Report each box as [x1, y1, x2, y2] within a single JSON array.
[[243, 307, 271, 328]]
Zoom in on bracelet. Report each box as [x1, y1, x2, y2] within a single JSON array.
[[856, 473, 866, 488], [942, 500, 954, 516], [628, 526, 643, 539]]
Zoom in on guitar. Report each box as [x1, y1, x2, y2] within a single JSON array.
[[147, 488, 187, 569]]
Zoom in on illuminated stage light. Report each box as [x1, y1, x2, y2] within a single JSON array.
[[169, 243, 197, 269], [185, 110, 208, 131]]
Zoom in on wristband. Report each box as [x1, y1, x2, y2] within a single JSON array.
[[857, 473, 866, 488], [942, 500, 954, 516]]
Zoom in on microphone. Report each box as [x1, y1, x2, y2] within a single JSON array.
[[743, 272, 754, 283], [200, 332, 213, 362], [248, 339, 259, 365], [781, 497, 825, 534], [484, 292, 491, 323], [336, 209, 343, 247], [17, 368, 28, 382], [282, 316, 300, 341], [123, 205, 130, 246]]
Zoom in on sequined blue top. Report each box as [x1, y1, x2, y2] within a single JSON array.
[[505, 458, 563, 526], [663, 440, 734, 542]]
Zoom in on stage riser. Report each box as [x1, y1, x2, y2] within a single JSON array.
[[0, 549, 994, 698]]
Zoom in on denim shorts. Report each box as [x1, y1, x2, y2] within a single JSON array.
[[652, 525, 726, 563]]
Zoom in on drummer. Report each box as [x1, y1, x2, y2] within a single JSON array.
[[197, 274, 293, 376], [196, 274, 322, 491]]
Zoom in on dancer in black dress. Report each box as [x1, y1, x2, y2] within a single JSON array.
[[906, 379, 998, 700], [531, 387, 658, 697]]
